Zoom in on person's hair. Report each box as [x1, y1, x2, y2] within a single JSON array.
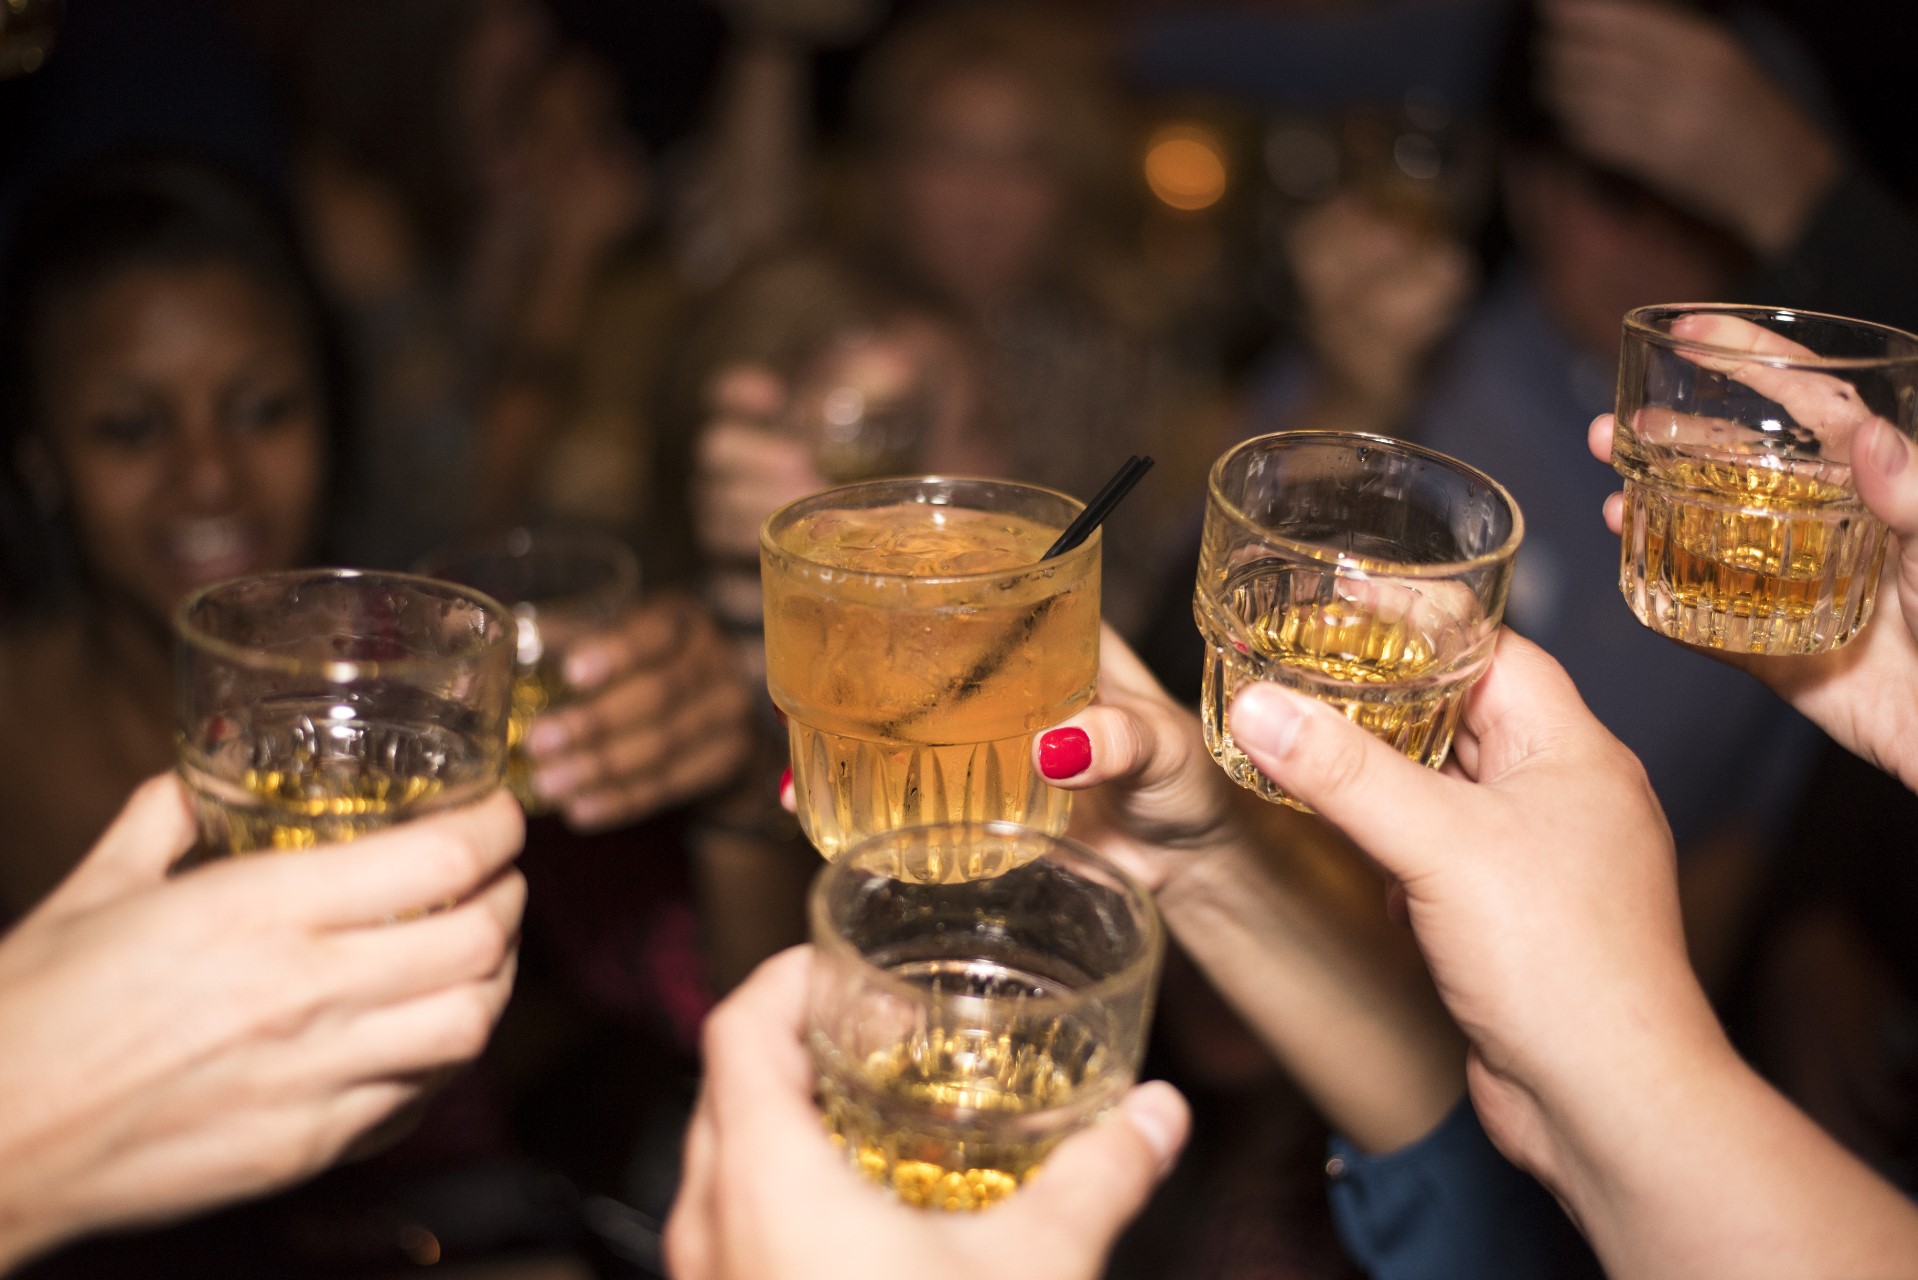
[[0, 151, 346, 611]]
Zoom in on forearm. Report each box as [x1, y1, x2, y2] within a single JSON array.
[[1537, 1019, 1918, 1280], [1159, 823, 1466, 1152]]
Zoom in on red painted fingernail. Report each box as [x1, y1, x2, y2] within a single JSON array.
[[1037, 727, 1092, 780], [777, 766, 793, 796]]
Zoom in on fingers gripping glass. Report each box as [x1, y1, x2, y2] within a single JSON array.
[[1611, 304, 1918, 656], [415, 529, 640, 813], [1194, 431, 1523, 809]]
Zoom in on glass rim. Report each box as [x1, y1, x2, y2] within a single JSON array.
[[1623, 303, 1918, 370], [1207, 430, 1525, 577], [412, 525, 641, 608], [759, 474, 1098, 587], [807, 821, 1164, 1013], [174, 567, 515, 681]]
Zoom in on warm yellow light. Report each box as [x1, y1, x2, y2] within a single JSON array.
[[1144, 125, 1228, 212]]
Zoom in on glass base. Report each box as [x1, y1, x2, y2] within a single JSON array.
[[788, 720, 1071, 862], [1617, 479, 1886, 657]]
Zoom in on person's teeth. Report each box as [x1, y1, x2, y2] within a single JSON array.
[[171, 520, 250, 563]]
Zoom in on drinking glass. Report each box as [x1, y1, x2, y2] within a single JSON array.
[[761, 477, 1100, 860], [175, 569, 514, 855], [415, 528, 640, 812], [1195, 431, 1522, 808], [809, 823, 1162, 1211], [1611, 304, 1918, 656], [787, 328, 939, 483]]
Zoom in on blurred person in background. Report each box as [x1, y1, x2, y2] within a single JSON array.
[[269, 0, 648, 565], [0, 152, 770, 1276], [684, 1, 1223, 640]]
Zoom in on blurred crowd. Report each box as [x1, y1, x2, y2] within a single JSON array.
[[2, 0, 1917, 1277]]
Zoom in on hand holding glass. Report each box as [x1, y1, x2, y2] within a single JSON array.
[[1610, 304, 1918, 655], [1194, 431, 1522, 808], [415, 528, 640, 812]]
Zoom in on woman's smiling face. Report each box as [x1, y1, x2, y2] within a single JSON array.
[[33, 261, 325, 624]]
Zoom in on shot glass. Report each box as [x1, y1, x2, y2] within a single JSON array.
[[175, 569, 514, 856], [1611, 304, 1918, 655], [761, 477, 1100, 860], [808, 823, 1162, 1211], [416, 528, 640, 812], [1194, 431, 1523, 808]]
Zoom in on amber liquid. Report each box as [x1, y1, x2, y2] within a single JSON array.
[[764, 504, 1099, 860], [182, 694, 502, 855], [506, 664, 565, 813], [1196, 565, 1480, 808], [1617, 445, 1887, 655], [815, 960, 1125, 1211]]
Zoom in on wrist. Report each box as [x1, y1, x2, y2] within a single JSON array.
[[1514, 978, 1739, 1198]]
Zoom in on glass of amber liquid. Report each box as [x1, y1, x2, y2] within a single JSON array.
[[1612, 305, 1918, 655], [761, 477, 1099, 860], [175, 570, 514, 855], [809, 823, 1162, 1211], [415, 529, 640, 812], [1195, 431, 1522, 808]]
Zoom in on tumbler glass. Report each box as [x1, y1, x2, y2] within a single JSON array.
[[415, 528, 639, 812], [1611, 304, 1918, 655], [175, 569, 513, 855], [1194, 431, 1522, 808], [808, 823, 1162, 1211], [762, 477, 1100, 860]]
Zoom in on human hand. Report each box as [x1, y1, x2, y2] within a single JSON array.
[[1221, 631, 1724, 1184], [0, 776, 525, 1270], [663, 947, 1189, 1280], [1028, 626, 1242, 894], [525, 595, 757, 830], [1035, 628, 1468, 1151], [1538, 0, 1839, 256], [693, 364, 828, 567], [1586, 316, 1918, 794]]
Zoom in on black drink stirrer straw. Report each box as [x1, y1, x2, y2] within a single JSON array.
[[1042, 454, 1155, 560], [878, 455, 1154, 734]]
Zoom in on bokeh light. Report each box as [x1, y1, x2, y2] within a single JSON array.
[[1144, 123, 1229, 212]]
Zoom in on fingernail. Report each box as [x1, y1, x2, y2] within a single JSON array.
[[564, 648, 613, 691], [1229, 684, 1304, 758], [1037, 727, 1092, 780], [526, 718, 568, 756], [1868, 420, 1910, 477], [1120, 1082, 1187, 1173], [777, 765, 792, 798]]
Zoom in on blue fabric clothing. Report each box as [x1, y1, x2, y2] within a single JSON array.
[[1327, 1097, 1602, 1280]]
